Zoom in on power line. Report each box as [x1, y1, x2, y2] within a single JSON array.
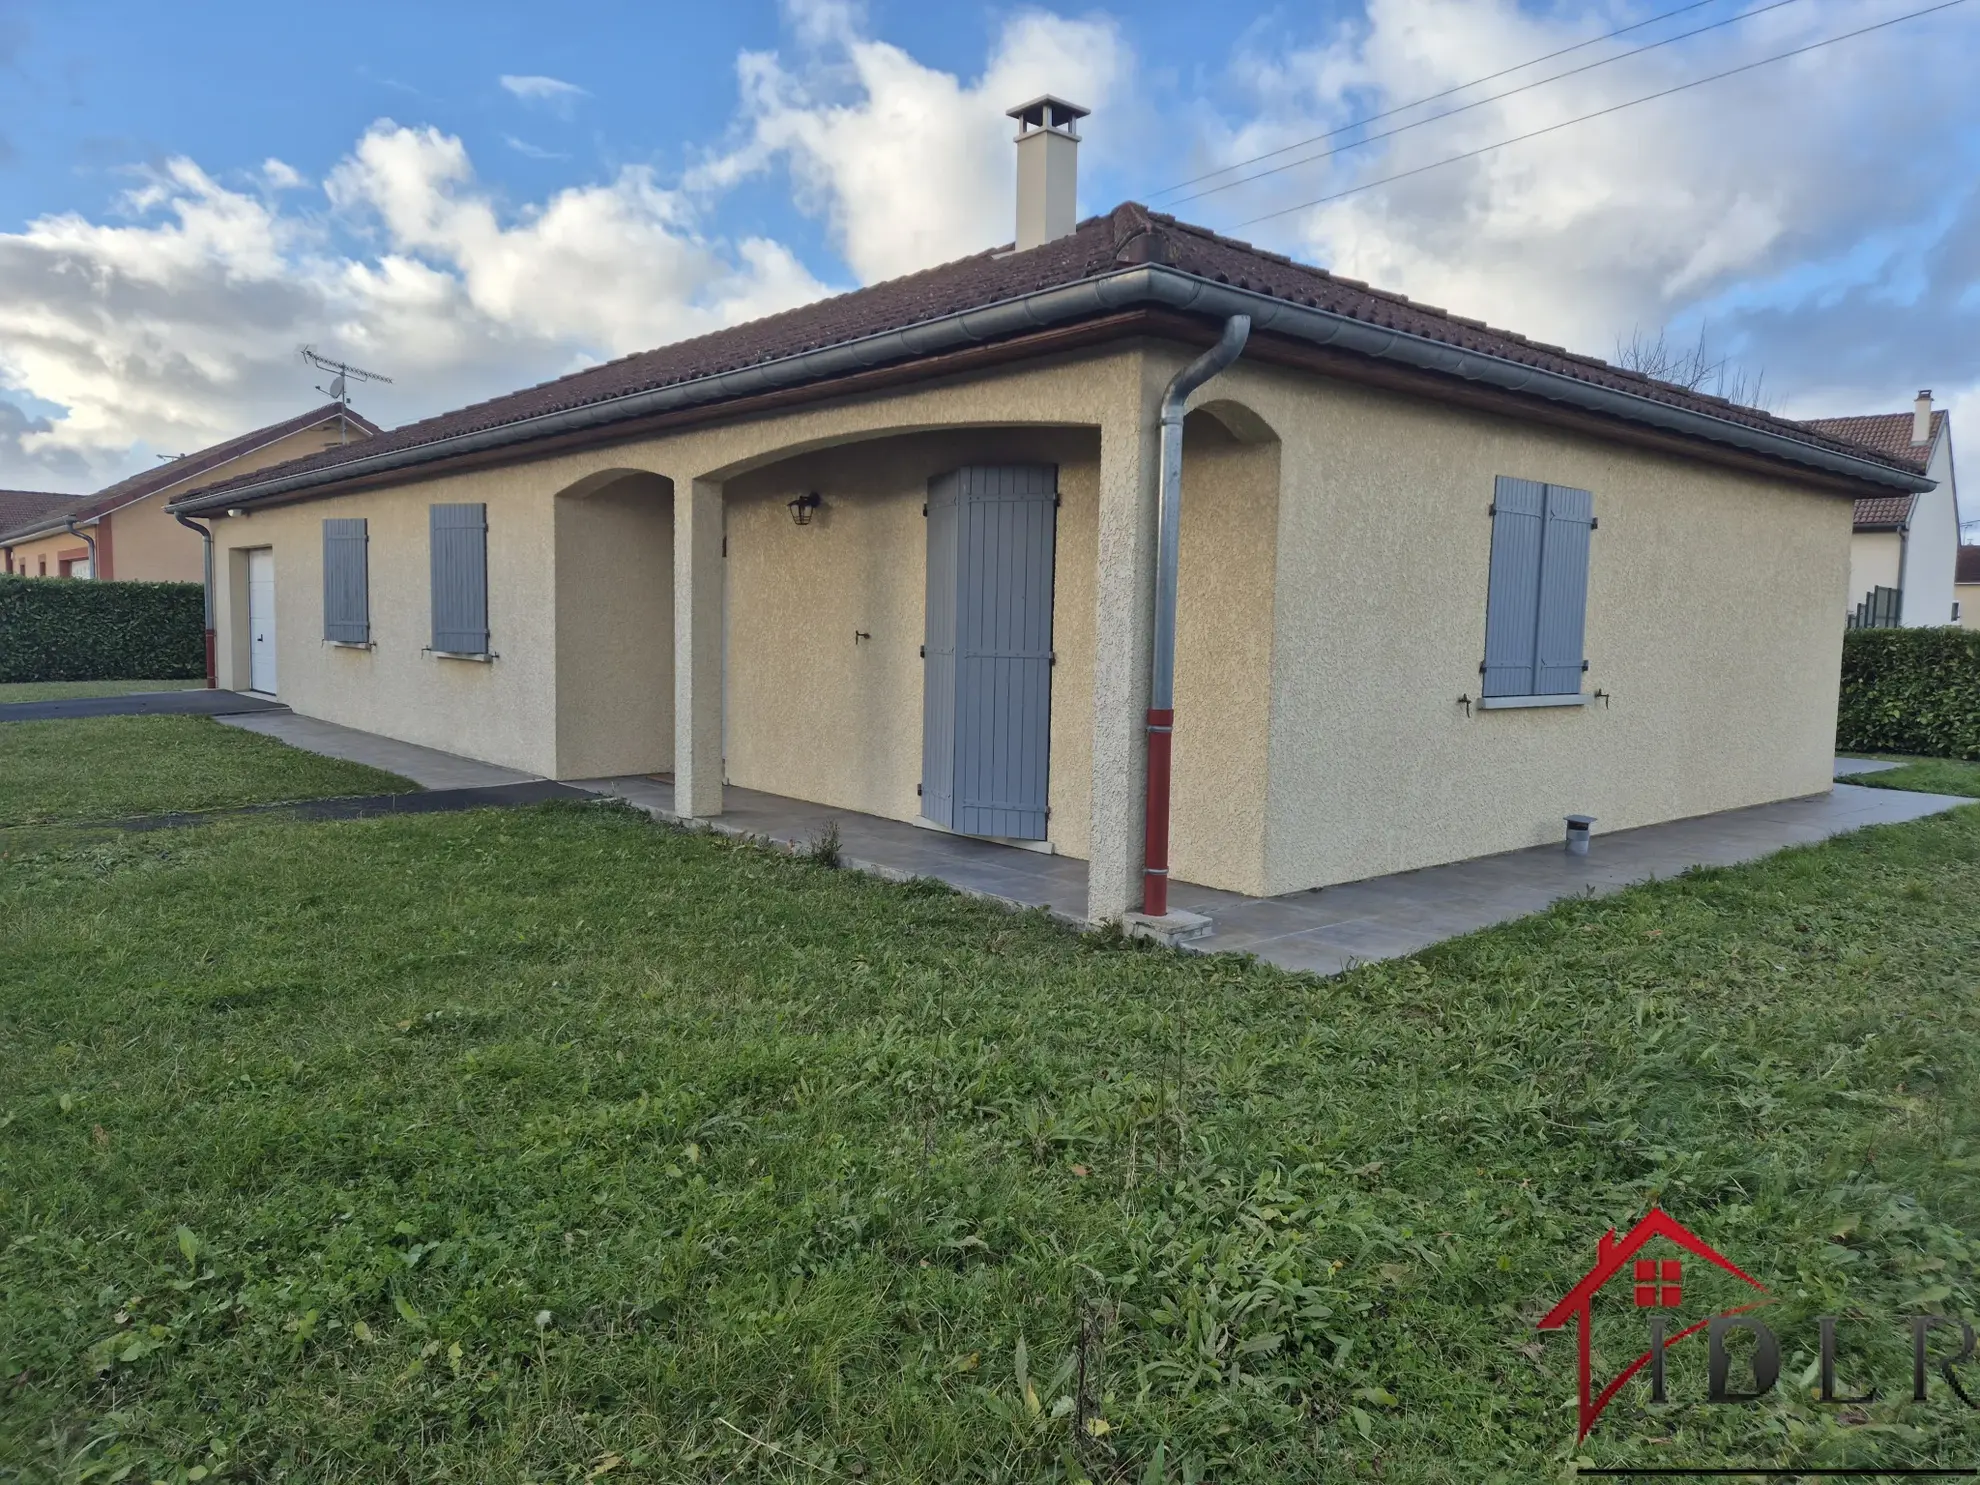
[[1234, 0, 1970, 229], [1166, 0, 1810, 209], [1152, 0, 1730, 199]]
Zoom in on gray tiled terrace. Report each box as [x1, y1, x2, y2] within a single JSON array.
[[575, 768, 1971, 977]]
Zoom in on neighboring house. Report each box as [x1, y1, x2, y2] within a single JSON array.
[[1804, 396, 1960, 628], [0, 405, 378, 581], [1958, 546, 1980, 629], [0, 490, 84, 573], [168, 100, 1931, 923]]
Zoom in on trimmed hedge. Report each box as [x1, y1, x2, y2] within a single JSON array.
[[0, 577, 205, 684], [1837, 626, 1980, 760]]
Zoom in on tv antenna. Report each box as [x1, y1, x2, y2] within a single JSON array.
[[300, 345, 393, 442]]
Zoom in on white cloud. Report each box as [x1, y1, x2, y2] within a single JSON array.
[[500, 73, 587, 104], [503, 135, 568, 161], [701, 9, 1132, 283], [261, 158, 306, 191], [0, 122, 829, 490], [1181, 0, 1980, 422]]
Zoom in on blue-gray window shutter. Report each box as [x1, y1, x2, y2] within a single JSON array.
[[1482, 477, 1546, 697], [430, 503, 488, 654], [1535, 484, 1594, 696], [1482, 477, 1593, 698], [322, 517, 369, 644], [922, 465, 1057, 840], [920, 472, 960, 828]]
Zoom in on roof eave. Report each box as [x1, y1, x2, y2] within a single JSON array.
[[171, 266, 1935, 514]]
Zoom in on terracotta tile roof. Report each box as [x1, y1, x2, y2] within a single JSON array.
[[0, 404, 379, 544], [184, 202, 1928, 506], [1958, 546, 1980, 585], [1800, 410, 1946, 530], [1848, 493, 1917, 529], [1801, 410, 1944, 470], [0, 489, 84, 535]]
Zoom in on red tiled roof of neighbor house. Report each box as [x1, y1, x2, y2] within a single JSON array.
[[1958, 545, 1980, 585], [0, 404, 380, 544], [182, 202, 1932, 507], [0, 489, 84, 535], [1801, 410, 1945, 469], [1801, 410, 1947, 530]]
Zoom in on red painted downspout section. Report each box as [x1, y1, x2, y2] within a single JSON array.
[[1143, 708, 1176, 914]]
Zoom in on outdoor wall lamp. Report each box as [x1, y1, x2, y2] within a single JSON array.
[[788, 492, 823, 526]]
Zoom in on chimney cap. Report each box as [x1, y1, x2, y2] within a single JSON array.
[[1918, 389, 1933, 401], [1007, 95, 1089, 135]]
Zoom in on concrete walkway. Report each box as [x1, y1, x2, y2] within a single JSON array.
[[1834, 756, 1905, 778], [217, 711, 539, 791], [0, 688, 285, 723], [580, 770, 1971, 976]]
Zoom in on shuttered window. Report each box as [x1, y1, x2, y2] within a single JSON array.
[[1481, 476, 1594, 698], [430, 503, 490, 655], [322, 518, 370, 644]]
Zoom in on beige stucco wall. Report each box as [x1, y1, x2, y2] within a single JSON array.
[[721, 428, 1106, 856], [213, 465, 564, 776], [1168, 410, 1279, 893], [1849, 530, 1904, 611], [554, 474, 675, 779], [1242, 364, 1851, 893], [7, 531, 91, 577], [1958, 584, 1980, 629]]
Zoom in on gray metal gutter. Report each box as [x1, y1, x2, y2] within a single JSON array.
[[169, 264, 1933, 513]]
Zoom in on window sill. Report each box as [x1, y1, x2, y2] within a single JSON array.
[[428, 649, 497, 663], [1477, 692, 1586, 710], [326, 640, 374, 650]]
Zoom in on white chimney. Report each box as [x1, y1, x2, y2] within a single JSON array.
[[1007, 96, 1088, 250], [1914, 389, 1934, 446]]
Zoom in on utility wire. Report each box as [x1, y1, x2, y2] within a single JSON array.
[[1235, 0, 1970, 229], [1167, 0, 1810, 208], [1152, 0, 1729, 199]]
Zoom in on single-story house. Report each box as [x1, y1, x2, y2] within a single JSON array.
[[1957, 545, 1980, 629], [167, 99, 1933, 924], [1, 404, 377, 581], [1805, 396, 1960, 628]]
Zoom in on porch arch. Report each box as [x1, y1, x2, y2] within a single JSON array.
[[551, 468, 674, 779]]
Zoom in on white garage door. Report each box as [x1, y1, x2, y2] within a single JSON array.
[[247, 548, 277, 694]]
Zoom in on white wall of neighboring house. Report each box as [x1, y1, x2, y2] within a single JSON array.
[[1900, 427, 1961, 626]]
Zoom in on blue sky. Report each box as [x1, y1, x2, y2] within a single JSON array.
[[1, 0, 1975, 504]]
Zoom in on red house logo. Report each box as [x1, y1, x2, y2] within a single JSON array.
[[1537, 1208, 1771, 1440]]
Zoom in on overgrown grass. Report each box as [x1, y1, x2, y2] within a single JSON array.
[[4, 798, 1979, 1481], [1844, 756, 1980, 799], [0, 680, 204, 704], [0, 715, 416, 826]]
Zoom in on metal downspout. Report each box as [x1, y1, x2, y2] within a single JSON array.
[[174, 512, 217, 688], [1142, 314, 1250, 917], [62, 518, 98, 579]]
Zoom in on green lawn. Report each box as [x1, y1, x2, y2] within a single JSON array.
[[1842, 756, 1980, 799], [0, 715, 416, 826], [4, 793, 1979, 1482], [0, 679, 204, 704]]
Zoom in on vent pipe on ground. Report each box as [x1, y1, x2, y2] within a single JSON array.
[[1140, 314, 1251, 921]]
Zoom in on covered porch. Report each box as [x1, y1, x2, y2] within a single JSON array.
[[548, 347, 1285, 922]]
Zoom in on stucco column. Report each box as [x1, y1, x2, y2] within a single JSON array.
[[1086, 357, 1167, 922], [673, 476, 725, 818]]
